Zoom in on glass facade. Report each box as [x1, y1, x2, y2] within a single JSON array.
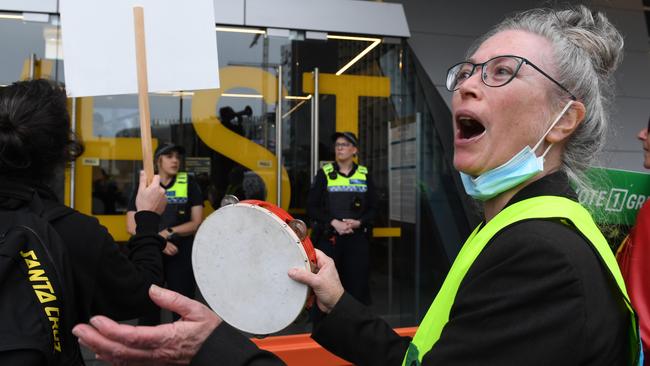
[[0, 13, 473, 333]]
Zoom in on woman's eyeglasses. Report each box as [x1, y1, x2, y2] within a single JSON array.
[[446, 55, 577, 101]]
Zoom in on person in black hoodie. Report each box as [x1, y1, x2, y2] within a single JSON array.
[[0, 79, 167, 364]]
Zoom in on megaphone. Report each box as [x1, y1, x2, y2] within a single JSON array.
[[235, 106, 253, 119], [219, 106, 253, 123]]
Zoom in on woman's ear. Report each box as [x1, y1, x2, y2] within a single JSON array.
[[546, 101, 586, 144]]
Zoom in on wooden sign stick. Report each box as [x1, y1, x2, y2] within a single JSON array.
[[133, 6, 154, 185]]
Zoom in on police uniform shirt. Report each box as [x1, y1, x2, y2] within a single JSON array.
[[307, 162, 378, 229], [128, 173, 203, 232]]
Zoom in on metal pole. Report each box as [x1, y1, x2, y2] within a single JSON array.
[[415, 112, 422, 321], [69, 98, 77, 209], [387, 124, 393, 316], [179, 92, 184, 145], [388, 237, 393, 316], [310, 76, 315, 183], [29, 53, 36, 79], [276, 66, 283, 206], [310, 68, 320, 182]]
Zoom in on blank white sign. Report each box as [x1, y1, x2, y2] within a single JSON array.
[[60, 0, 219, 97]]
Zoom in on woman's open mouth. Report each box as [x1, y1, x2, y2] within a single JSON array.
[[457, 116, 486, 141]]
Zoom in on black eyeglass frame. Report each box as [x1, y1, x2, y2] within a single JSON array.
[[446, 55, 577, 101]]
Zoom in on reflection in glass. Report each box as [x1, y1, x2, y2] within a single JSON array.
[[91, 162, 134, 215], [0, 15, 63, 85]]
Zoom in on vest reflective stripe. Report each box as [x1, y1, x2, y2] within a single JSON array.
[[323, 163, 368, 192], [166, 172, 188, 204], [403, 196, 642, 366]]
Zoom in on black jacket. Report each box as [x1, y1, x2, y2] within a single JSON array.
[[0, 179, 165, 327], [191, 172, 629, 365]]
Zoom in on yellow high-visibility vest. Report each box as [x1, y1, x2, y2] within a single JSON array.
[[166, 172, 188, 204], [403, 196, 641, 366]]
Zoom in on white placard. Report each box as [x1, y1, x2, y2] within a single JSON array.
[[60, 0, 219, 97]]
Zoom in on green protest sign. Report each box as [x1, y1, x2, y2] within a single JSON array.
[[575, 167, 650, 226]]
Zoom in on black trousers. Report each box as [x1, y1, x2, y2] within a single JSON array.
[[316, 231, 370, 305], [139, 240, 196, 325]]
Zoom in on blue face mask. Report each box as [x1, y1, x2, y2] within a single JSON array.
[[460, 101, 574, 201]]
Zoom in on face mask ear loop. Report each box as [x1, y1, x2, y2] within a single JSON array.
[[532, 100, 574, 157], [540, 143, 554, 160]]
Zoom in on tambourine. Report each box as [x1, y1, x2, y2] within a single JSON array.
[[192, 198, 316, 335]]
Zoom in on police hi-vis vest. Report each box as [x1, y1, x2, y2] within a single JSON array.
[[166, 172, 188, 204], [323, 163, 368, 219], [403, 196, 642, 366]]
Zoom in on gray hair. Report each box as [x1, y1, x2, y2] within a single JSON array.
[[467, 5, 624, 191]]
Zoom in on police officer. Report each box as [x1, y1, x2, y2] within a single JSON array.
[[126, 142, 204, 324], [307, 132, 378, 307]]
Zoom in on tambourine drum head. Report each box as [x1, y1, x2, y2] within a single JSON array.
[[192, 203, 310, 335]]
